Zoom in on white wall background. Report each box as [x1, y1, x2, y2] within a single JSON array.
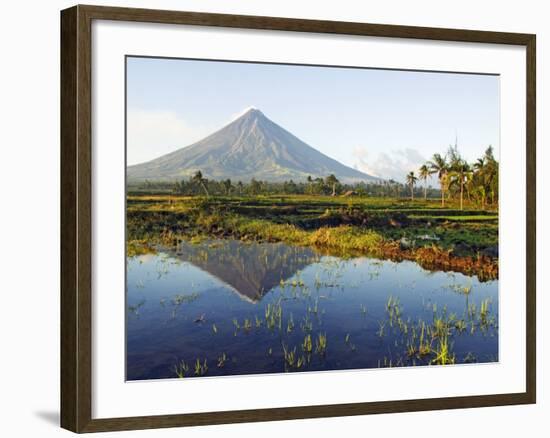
[[0, 0, 546, 436]]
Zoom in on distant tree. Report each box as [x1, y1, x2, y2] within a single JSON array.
[[192, 170, 209, 197], [313, 177, 325, 195], [427, 153, 448, 207], [249, 178, 262, 195], [388, 179, 400, 198], [483, 146, 498, 206], [284, 179, 298, 194], [325, 174, 340, 196], [447, 147, 471, 210], [406, 171, 418, 201], [306, 175, 313, 194], [418, 164, 430, 200], [236, 181, 244, 196], [222, 179, 232, 195]]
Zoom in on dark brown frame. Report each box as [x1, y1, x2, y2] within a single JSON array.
[[61, 4, 536, 433]]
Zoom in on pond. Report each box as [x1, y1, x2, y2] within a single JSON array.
[[126, 239, 498, 380]]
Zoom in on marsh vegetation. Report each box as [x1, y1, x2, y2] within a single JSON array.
[[126, 146, 499, 379], [126, 240, 498, 380]]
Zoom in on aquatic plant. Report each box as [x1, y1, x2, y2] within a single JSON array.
[[194, 358, 208, 376], [386, 296, 403, 327], [217, 353, 227, 368], [315, 333, 327, 355], [282, 344, 297, 368], [128, 300, 145, 316], [302, 334, 313, 354], [287, 313, 295, 333], [480, 299, 490, 325], [431, 331, 455, 365], [265, 302, 283, 330], [377, 321, 386, 337], [172, 292, 200, 306], [449, 283, 473, 295], [174, 360, 189, 378], [308, 298, 319, 315], [301, 314, 313, 332]]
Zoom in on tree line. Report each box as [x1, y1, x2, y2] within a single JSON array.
[[129, 145, 498, 209], [129, 172, 439, 198], [405, 145, 498, 209]]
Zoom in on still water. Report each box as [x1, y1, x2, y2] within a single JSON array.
[[127, 240, 498, 380]]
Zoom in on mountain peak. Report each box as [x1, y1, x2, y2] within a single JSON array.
[[240, 107, 263, 118], [127, 109, 379, 183]]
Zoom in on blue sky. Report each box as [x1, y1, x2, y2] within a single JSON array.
[[127, 56, 499, 182]]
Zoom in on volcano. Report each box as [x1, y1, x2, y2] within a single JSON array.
[[126, 108, 377, 183]]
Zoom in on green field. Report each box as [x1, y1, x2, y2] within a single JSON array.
[[127, 194, 498, 281]]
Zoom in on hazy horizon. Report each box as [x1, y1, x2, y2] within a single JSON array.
[[127, 57, 499, 183]]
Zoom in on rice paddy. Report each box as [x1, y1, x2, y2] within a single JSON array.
[[126, 239, 498, 380]]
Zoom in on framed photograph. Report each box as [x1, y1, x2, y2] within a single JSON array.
[[60, 4, 536, 433]]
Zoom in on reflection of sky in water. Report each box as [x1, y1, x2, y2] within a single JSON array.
[[127, 240, 498, 380]]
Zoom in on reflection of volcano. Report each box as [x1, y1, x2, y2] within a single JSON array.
[[171, 240, 320, 303]]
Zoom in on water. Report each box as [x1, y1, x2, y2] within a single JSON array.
[[126, 240, 498, 380]]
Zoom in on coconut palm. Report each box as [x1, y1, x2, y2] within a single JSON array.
[[222, 178, 232, 195], [406, 171, 418, 201], [418, 164, 430, 200], [447, 147, 470, 210], [472, 147, 498, 208], [325, 174, 340, 197], [427, 153, 448, 207], [306, 175, 313, 194], [450, 160, 471, 210], [388, 179, 400, 198], [192, 170, 209, 197], [483, 146, 498, 206]]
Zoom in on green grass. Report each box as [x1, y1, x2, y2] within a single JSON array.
[[127, 194, 498, 280]]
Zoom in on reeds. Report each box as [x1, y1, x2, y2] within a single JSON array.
[[315, 333, 327, 355], [194, 358, 208, 376], [174, 360, 189, 378], [217, 353, 227, 368], [302, 334, 313, 354]]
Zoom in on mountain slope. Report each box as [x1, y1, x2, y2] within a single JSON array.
[[127, 108, 377, 183]]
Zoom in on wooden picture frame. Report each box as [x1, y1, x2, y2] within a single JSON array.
[[61, 4, 536, 433]]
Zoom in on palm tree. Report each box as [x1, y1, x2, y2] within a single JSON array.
[[472, 158, 487, 208], [483, 146, 498, 206], [452, 160, 471, 210], [325, 174, 340, 196], [222, 179, 232, 195], [418, 164, 430, 200], [249, 178, 261, 195], [447, 147, 470, 211], [192, 170, 209, 197], [388, 179, 400, 198], [472, 148, 498, 208], [306, 175, 313, 195], [427, 153, 448, 207], [406, 171, 418, 201]]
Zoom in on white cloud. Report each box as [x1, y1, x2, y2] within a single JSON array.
[[127, 110, 206, 165], [353, 146, 436, 183]]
